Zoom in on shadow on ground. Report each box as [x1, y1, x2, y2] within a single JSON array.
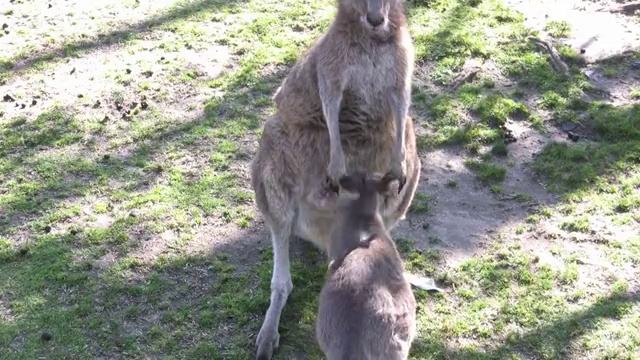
[[0, 220, 325, 358], [412, 289, 640, 359], [401, 0, 640, 261], [0, 65, 286, 235], [1, 0, 246, 81]]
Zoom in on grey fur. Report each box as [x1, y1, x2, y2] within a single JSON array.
[[316, 172, 417, 360], [272, 0, 414, 189], [250, 0, 418, 358]]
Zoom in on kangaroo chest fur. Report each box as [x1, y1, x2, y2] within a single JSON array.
[[338, 40, 406, 135]]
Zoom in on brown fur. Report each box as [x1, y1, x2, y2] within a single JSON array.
[[250, 0, 419, 358], [316, 172, 416, 360], [272, 0, 414, 187]]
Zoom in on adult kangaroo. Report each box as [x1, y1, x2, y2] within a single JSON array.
[[250, 0, 419, 357]]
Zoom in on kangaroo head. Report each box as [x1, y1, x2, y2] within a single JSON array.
[[338, 171, 396, 217], [339, 0, 403, 37]]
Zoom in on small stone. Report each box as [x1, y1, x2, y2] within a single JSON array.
[[70, 67, 76, 75], [125, 68, 132, 74], [77, 94, 84, 98], [140, 101, 149, 110], [20, 103, 26, 109], [41, 332, 52, 341], [43, 225, 52, 233], [31, 99, 37, 106], [568, 132, 580, 142], [142, 70, 153, 77], [160, 56, 165, 61], [580, 48, 586, 54], [561, 121, 577, 132], [48, 3, 53, 8], [583, 69, 596, 79], [3, 94, 16, 102], [2, 24, 8, 30]]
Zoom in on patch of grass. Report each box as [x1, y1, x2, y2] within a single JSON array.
[[605, 237, 640, 266], [395, 237, 418, 256], [526, 215, 540, 224], [465, 158, 507, 183], [467, 92, 529, 124], [412, 243, 639, 359], [614, 195, 640, 213], [410, 1, 536, 150], [410, 192, 432, 214], [539, 91, 567, 110], [601, 65, 619, 78], [559, 262, 579, 286], [544, 20, 572, 38], [540, 207, 554, 218], [490, 141, 508, 156], [534, 143, 639, 195], [561, 216, 590, 233], [533, 103, 640, 224], [0, 108, 83, 156]]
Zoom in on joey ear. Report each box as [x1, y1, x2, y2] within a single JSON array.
[[339, 175, 359, 193], [377, 172, 397, 193], [339, 171, 367, 193]]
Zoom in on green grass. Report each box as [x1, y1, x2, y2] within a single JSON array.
[[544, 20, 572, 38], [465, 158, 507, 183], [410, 192, 432, 214], [403, 244, 640, 359], [1, 0, 639, 358], [560, 216, 591, 233], [533, 103, 640, 217]]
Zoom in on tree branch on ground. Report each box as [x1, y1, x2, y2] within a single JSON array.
[[449, 58, 484, 91], [527, 36, 571, 79], [596, 1, 640, 14]]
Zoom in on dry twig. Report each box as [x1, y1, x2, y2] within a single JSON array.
[[449, 58, 484, 91], [527, 36, 571, 78]]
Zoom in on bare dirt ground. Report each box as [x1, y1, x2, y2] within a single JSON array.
[[402, 0, 640, 273]]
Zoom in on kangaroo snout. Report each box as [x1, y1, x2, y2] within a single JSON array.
[[366, 11, 385, 27]]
